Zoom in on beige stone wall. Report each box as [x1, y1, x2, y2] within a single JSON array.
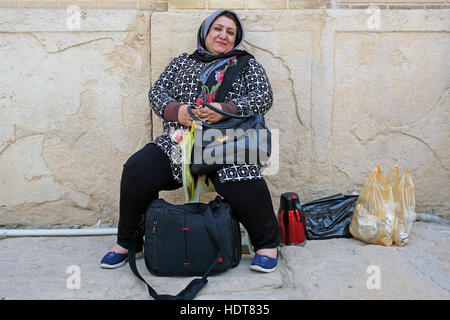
[[0, 9, 152, 227], [0, 9, 449, 228], [0, 0, 449, 9]]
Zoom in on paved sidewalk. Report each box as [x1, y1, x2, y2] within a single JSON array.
[[0, 221, 448, 300]]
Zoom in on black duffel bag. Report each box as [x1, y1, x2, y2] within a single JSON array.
[[128, 196, 242, 300]]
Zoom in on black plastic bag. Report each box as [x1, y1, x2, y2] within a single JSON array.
[[303, 194, 358, 240]]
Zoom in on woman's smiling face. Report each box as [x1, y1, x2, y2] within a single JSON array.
[[205, 15, 237, 55]]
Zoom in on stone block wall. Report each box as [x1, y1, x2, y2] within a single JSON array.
[[0, 9, 152, 227], [0, 0, 449, 9], [0, 8, 449, 228]]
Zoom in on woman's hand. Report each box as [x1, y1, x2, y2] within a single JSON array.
[[177, 104, 195, 127], [194, 102, 224, 124]]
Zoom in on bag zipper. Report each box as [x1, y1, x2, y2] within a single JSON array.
[[184, 213, 190, 270], [231, 217, 241, 266], [152, 216, 159, 269]]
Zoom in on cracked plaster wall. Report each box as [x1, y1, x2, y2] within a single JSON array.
[[0, 9, 151, 227], [0, 9, 449, 228]]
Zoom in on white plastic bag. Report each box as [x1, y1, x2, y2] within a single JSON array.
[[350, 165, 416, 246], [388, 166, 416, 246]]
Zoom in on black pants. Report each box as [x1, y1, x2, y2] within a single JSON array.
[[117, 143, 280, 252]]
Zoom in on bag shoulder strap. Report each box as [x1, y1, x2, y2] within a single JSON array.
[[127, 205, 223, 300]]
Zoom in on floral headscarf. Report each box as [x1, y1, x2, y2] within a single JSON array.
[[190, 10, 253, 107]]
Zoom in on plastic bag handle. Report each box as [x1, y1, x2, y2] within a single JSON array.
[[386, 165, 400, 184], [402, 168, 415, 188]]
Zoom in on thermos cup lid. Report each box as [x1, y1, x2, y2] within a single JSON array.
[[280, 192, 300, 211]]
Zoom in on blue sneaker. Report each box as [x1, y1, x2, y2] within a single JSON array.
[[100, 251, 129, 269], [250, 249, 279, 273]]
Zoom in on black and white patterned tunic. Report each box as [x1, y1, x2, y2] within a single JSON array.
[[149, 53, 273, 184]]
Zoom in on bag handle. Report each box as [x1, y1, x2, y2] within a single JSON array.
[[127, 203, 224, 300], [202, 101, 253, 119], [187, 101, 253, 129], [294, 200, 304, 223]]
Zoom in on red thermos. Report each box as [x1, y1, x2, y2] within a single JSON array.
[[277, 192, 307, 246]]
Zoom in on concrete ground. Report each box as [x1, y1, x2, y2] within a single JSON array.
[[0, 221, 448, 300]]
